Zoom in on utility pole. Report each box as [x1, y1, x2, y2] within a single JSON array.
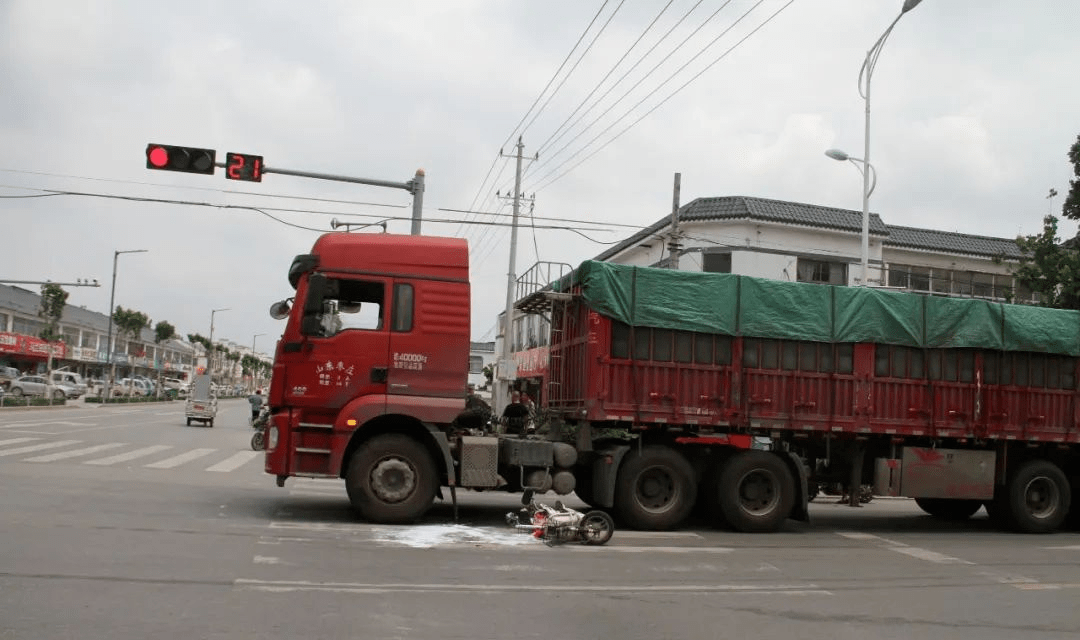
[[667, 173, 682, 269], [494, 137, 531, 418]]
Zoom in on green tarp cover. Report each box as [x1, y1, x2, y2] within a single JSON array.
[[573, 260, 1080, 356]]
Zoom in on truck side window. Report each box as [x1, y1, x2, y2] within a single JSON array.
[[391, 284, 414, 332], [319, 278, 385, 335]]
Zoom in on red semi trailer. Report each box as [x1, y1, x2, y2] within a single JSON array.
[[263, 233, 1078, 533]]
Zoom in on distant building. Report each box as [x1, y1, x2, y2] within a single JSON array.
[[468, 341, 495, 391]]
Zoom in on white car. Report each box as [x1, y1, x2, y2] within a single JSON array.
[[7, 375, 78, 400]]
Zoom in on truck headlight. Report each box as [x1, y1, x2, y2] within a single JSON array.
[[268, 426, 279, 451]]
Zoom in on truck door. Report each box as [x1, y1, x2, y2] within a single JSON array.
[[287, 274, 391, 413], [386, 278, 470, 400]]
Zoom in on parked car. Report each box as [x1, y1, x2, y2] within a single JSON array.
[[115, 378, 149, 397], [0, 366, 20, 390], [7, 375, 78, 400], [48, 371, 87, 397]]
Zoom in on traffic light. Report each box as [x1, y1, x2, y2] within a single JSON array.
[[145, 144, 217, 175], [225, 152, 263, 182]]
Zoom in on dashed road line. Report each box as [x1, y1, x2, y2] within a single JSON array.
[[234, 578, 831, 596], [0, 437, 38, 447]]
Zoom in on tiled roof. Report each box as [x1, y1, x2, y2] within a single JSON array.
[[594, 196, 888, 261], [884, 225, 1024, 260], [594, 195, 1023, 262]]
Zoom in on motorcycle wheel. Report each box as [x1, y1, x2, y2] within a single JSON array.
[[580, 510, 615, 545], [251, 431, 265, 451]]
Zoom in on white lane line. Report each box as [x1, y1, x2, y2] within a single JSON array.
[[837, 531, 972, 564], [566, 546, 734, 554], [608, 530, 703, 540], [84, 445, 172, 466], [1044, 545, 1080, 550], [253, 556, 282, 565], [24, 442, 127, 462], [0, 440, 81, 457], [206, 451, 260, 472], [0, 437, 39, 446], [234, 578, 831, 596], [145, 448, 217, 469]]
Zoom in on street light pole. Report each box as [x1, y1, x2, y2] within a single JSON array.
[[251, 333, 265, 391], [837, 0, 922, 286], [104, 249, 148, 400], [208, 308, 230, 383]]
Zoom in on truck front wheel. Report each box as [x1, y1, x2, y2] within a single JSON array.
[[1002, 460, 1071, 533], [614, 445, 696, 530], [716, 451, 795, 533], [346, 434, 437, 524]]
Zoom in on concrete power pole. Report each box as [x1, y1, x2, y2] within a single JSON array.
[[667, 173, 682, 269], [493, 137, 528, 417]]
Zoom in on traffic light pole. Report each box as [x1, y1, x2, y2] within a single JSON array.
[[218, 161, 426, 235]]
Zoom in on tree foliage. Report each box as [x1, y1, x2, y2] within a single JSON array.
[[1012, 133, 1080, 310], [154, 321, 176, 345], [38, 283, 69, 342], [113, 306, 150, 342]]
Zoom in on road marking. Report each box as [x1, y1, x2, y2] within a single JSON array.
[[84, 444, 172, 465], [1014, 583, 1080, 590], [0, 420, 95, 429], [0, 440, 81, 457], [1044, 545, 1080, 550], [608, 530, 703, 540], [253, 556, 282, 565], [836, 531, 972, 564], [0, 437, 39, 447], [206, 451, 260, 472], [565, 546, 734, 554], [234, 578, 831, 596], [145, 448, 217, 469], [23, 442, 127, 462]]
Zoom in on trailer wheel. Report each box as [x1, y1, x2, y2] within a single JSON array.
[[1002, 460, 1071, 533], [717, 451, 795, 533], [915, 498, 983, 521], [614, 445, 696, 530], [346, 434, 437, 524], [580, 510, 615, 545]]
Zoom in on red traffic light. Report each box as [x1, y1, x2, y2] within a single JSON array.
[[145, 144, 217, 175]]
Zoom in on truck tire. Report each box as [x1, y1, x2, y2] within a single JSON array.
[[346, 434, 437, 524], [613, 445, 696, 530], [716, 451, 795, 533], [1002, 460, 1071, 533], [915, 498, 983, 521]]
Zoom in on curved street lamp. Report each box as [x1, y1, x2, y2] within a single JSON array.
[[829, 0, 923, 286], [207, 308, 230, 382], [104, 249, 148, 401]]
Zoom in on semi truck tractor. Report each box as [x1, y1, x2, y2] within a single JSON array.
[[263, 232, 1079, 533]]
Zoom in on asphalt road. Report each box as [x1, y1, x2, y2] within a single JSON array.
[[2, 400, 1079, 640]]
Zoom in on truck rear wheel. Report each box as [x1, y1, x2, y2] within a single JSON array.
[[716, 451, 795, 533], [915, 498, 983, 521], [1002, 460, 1071, 533], [346, 434, 437, 524], [613, 445, 696, 530]]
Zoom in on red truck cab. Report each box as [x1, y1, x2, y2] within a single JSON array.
[[265, 233, 470, 494]]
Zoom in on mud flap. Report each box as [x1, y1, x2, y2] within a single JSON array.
[[593, 444, 631, 509], [781, 450, 810, 522]]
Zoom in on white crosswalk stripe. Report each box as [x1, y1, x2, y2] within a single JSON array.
[[0, 440, 81, 457], [84, 445, 173, 466], [145, 448, 217, 469], [206, 451, 260, 472], [24, 442, 128, 462], [0, 437, 39, 447]]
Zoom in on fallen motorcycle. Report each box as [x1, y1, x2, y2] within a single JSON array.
[[506, 490, 615, 546]]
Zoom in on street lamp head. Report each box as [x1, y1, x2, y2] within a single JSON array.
[[825, 149, 851, 162], [901, 0, 923, 13]]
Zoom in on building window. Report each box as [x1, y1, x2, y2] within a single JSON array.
[[469, 355, 484, 374], [796, 259, 846, 285], [703, 253, 732, 273], [12, 316, 43, 336]]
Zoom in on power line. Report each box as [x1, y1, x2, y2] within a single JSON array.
[[531, 0, 798, 193]]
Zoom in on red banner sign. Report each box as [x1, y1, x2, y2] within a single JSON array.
[[0, 332, 66, 359]]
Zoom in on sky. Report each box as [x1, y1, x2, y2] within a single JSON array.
[[3, 0, 1079, 351]]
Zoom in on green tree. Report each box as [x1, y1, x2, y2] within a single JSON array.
[[113, 306, 151, 355], [1012, 134, 1080, 310], [153, 321, 177, 396], [38, 283, 69, 342]]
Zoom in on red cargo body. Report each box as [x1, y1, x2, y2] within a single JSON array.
[[547, 296, 1080, 445]]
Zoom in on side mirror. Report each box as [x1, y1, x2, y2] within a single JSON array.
[[269, 300, 291, 320]]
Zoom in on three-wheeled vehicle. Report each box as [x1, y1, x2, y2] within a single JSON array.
[[184, 374, 218, 427]]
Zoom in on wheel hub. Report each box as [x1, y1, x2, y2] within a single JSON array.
[[738, 470, 779, 514], [635, 467, 678, 513], [1024, 476, 1060, 520], [370, 458, 416, 504]]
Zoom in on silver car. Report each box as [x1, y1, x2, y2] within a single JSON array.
[[7, 375, 78, 400]]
